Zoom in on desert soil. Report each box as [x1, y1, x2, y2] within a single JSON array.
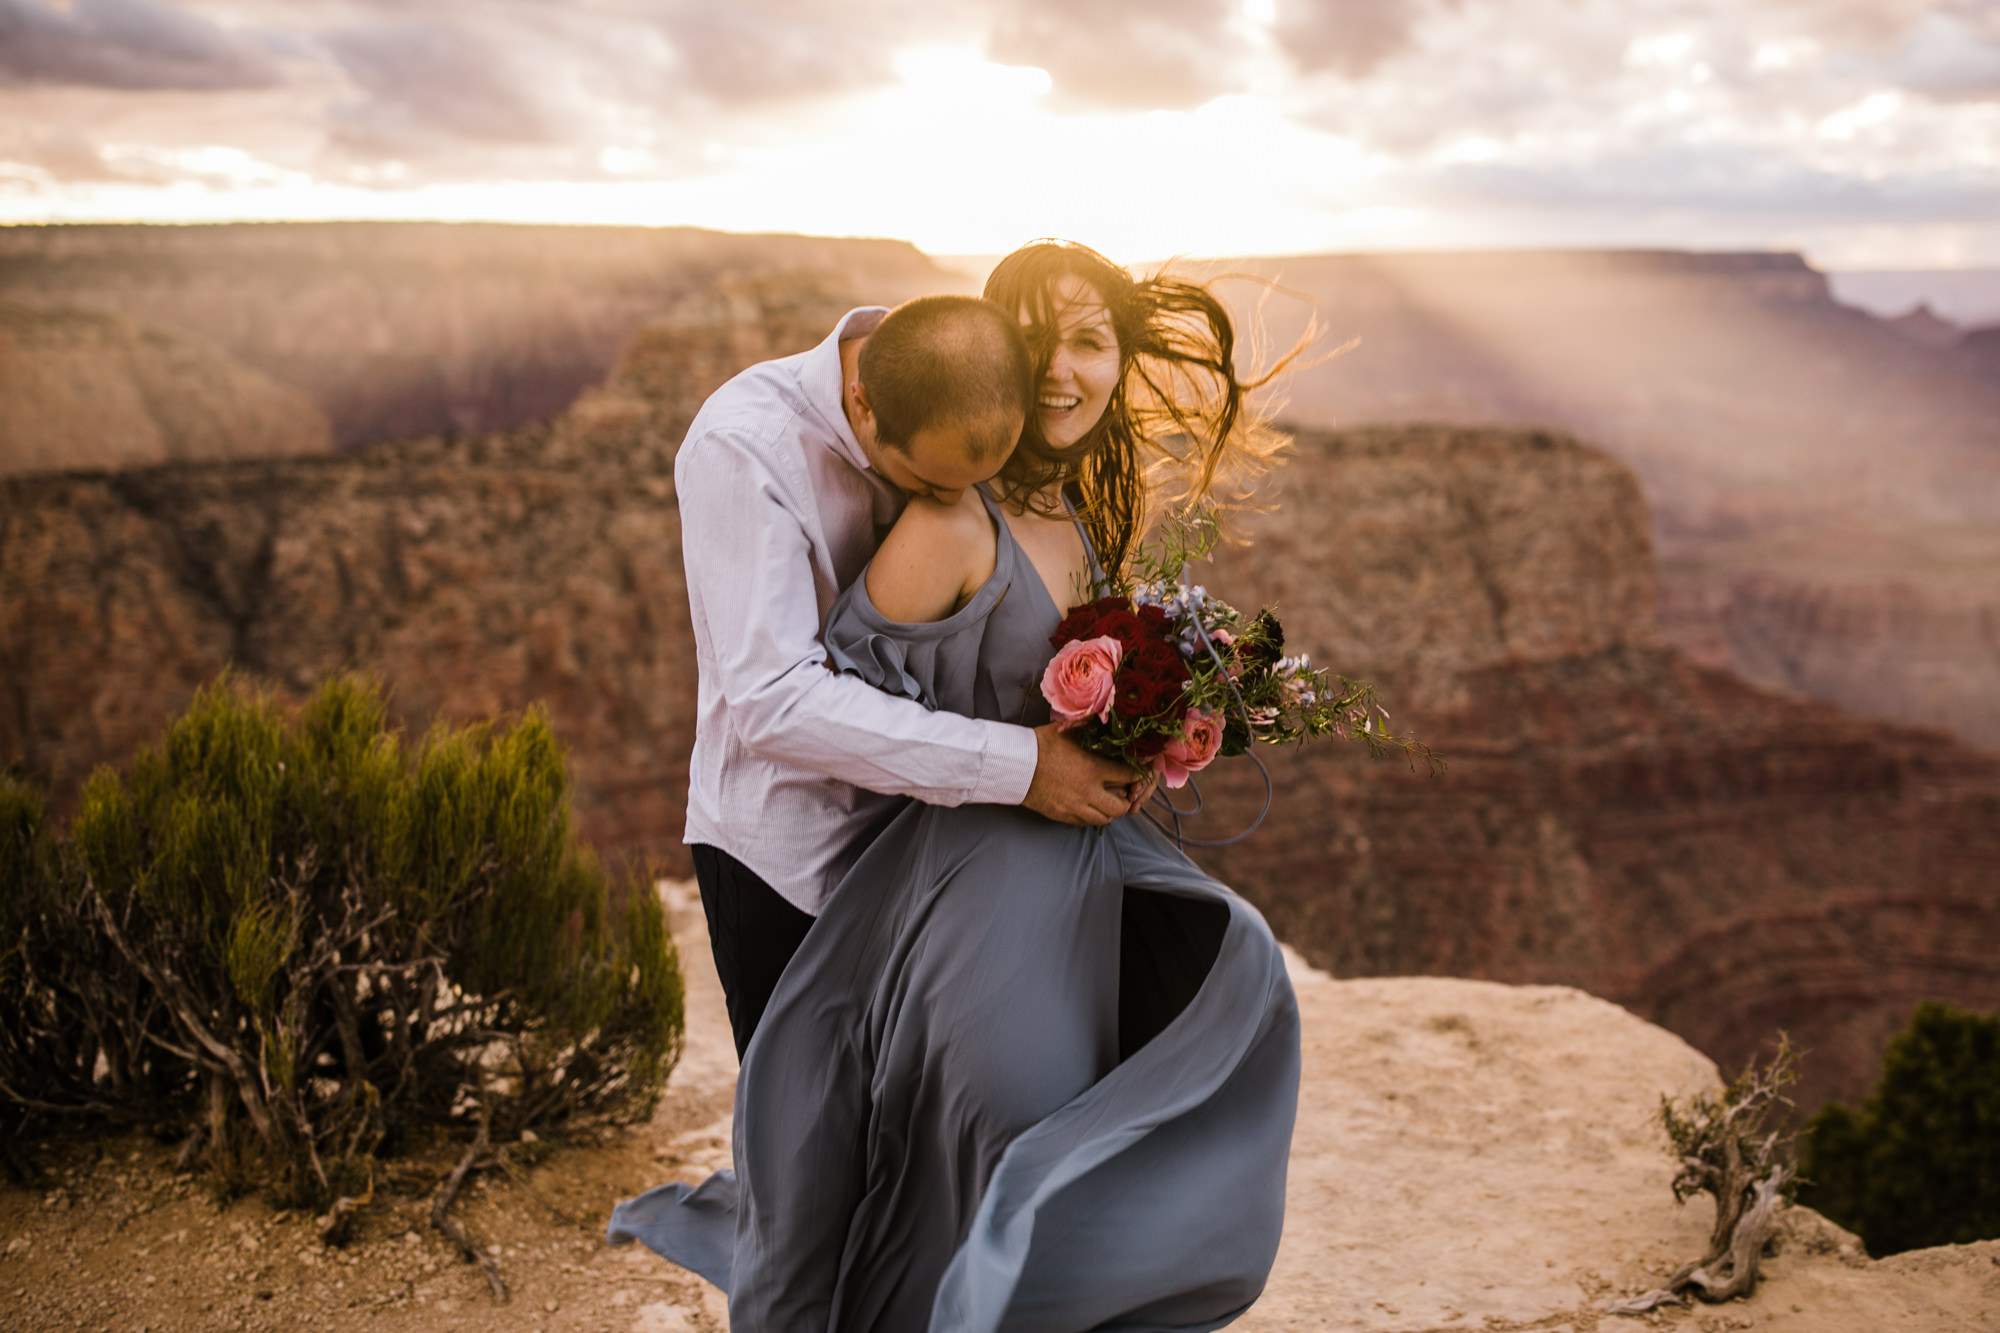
[[3, 881, 1995, 1333]]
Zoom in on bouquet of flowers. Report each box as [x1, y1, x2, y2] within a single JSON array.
[[1039, 511, 1429, 789]]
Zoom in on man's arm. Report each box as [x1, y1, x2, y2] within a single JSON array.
[[679, 431, 1132, 824]]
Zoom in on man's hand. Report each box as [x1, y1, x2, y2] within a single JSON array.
[[1122, 768, 1160, 816], [1023, 724, 1141, 827]]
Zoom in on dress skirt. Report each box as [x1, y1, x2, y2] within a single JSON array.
[[609, 800, 1300, 1333]]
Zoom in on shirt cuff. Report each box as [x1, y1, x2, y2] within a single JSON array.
[[971, 722, 1040, 806]]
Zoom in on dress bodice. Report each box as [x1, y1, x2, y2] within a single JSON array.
[[824, 487, 1094, 728]]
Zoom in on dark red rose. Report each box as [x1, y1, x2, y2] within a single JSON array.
[[1094, 608, 1151, 650], [1113, 668, 1182, 720], [1123, 638, 1191, 688], [1051, 595, 1131, 648], [1135, 603, 1172, 635], [1132, 730, 1172, 760]]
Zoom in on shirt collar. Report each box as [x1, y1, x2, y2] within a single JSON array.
[[803, 306, 890, 473]]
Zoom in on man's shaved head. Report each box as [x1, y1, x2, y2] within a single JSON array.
[[857, 296, 1033, 460]]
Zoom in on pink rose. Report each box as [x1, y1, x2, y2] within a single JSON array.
[[1042, 635, 1121, 727], [1153, 708, 1223, 788]]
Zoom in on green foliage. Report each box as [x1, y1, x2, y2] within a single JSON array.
[[1, 675, 684, 1209], [1801, 1002, 2000, 1255]]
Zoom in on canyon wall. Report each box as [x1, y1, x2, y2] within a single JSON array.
[[6, 286, 1998, 1112], [1196, 250, 2000, 756], [0, 303, 329, 476], [0, 275, 850, 866], [1191, 425, 2000, 1112], [1655, 526, 2000, 749], [7, 224, 1995, 756], [0, 223, 955, 458], [1205, 249, 2000, 538]]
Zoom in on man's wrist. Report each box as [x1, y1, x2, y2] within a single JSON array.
[[977, 723, 1040, 806]]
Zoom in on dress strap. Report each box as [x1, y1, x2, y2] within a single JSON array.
[[1058, 487, 1108, 589], [974, 483, 1020, 565]]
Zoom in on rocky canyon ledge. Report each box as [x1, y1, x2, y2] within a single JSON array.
[[7, 882, 1993, 1331], [649, 889, 2000, 1333]]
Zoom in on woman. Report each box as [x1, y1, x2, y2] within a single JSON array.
[[611, 243, 1302, 1333]]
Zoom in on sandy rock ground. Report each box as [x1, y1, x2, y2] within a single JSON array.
[[3, 881, 1995, 1333]]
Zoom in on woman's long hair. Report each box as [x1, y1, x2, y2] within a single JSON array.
[[982, 240, 1299, 578]]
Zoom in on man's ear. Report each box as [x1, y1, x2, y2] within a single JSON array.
[[849, 379, 875, 428]]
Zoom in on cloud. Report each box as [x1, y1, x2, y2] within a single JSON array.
[[1879, 12, 2000, 102], [0, 0, 280, 91], [321, 19, 565, 152], [0, 125, 147, 183], [1271, 0, 1428, 80], [646, 0, 907, 104], [986, 0, 1247, 109]]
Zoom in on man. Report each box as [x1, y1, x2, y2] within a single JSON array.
[[676, 295, 1136, 1057]]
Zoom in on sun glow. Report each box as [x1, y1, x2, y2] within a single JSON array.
[[0, 49, 1398, 262]]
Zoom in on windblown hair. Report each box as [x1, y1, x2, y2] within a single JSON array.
[[983, 240, 1298, 577], [858, 295, 1033, 457]]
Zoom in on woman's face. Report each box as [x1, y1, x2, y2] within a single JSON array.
[[1024, 273, 1121, 453]]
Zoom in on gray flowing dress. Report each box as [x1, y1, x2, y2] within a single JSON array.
[[610, 489, 1301, 1333]]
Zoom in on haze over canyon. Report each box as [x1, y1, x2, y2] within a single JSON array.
[[3, 225, 1996, 1118]]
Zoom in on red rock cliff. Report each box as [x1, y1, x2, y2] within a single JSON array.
[[0, 276, 853, 867], [5, 298, 1997, 1111], [1189, 426, 2000, 1110]]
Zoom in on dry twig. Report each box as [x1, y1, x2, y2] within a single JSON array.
[[431, 1086, 508, 1303]]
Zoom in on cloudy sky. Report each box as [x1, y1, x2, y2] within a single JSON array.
[[3, 0, 1997, 266]]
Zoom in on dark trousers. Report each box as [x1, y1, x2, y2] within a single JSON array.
[[1118, 886, 1229, 1062], [691, 844, 816, 1060]]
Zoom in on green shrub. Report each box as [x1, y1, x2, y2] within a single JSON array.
[[1800, 1001, 2000, 1255], [1, 675, 683, 1208]]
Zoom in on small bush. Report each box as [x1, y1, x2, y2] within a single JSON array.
[[0, 675, 683, 1209], [1607, 1038, 1798, 1313], [1801, 1001, 2000, 1255]]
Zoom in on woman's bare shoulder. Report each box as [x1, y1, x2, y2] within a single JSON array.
[[865, 492, 999, 624]]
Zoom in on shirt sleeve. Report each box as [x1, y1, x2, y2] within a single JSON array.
[[677, 427, 1039, 807]]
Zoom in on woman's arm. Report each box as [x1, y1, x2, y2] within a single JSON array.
[[865, 492, 999, 623]]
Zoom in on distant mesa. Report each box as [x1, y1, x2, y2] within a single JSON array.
[[1960, 323, 2000, 386], [1185, 247, 2000, 749], [1882, 302, 1963, 349], [0, 304, 329, 477]]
